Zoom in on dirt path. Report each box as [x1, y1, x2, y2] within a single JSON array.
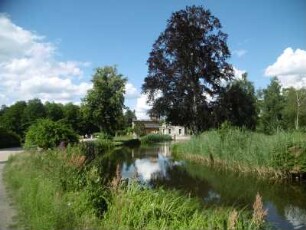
[[0, 148, 23, 230]]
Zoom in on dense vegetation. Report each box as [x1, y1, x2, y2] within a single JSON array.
[[0, 127, 20, 148], [24, 119, 79, 149], [140, 133, 172, 144], [173, 127, 306, 178], [4, 142, 266, 229]]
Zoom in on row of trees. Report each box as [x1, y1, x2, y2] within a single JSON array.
[[0, 66, 136, 142]]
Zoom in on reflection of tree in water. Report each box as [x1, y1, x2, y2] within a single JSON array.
[[151, 165, 212, 202], [183, 162, 306, 222], [88, 147, 134, 184]]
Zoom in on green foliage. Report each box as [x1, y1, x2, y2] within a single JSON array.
[[0, 101, 27, 138], [24, 119, 78, 149], [3, 150, 104, 230], [0, 127, 21, 148], [259, 78, 284, 134], [215, 73, 258, 130], [103, 182, 258, 230], [143, 5, 233, 134], [82, 66, 127, 136], [23, 98, 46, 127], [78, 140, 114, 162], [45, 102, 64, 121], [174, 128, 306, 177], [4, 146, 260, 230], [133, 121, 146, 137], [282, 87, 306, 130], [141, 134, 172, 144]]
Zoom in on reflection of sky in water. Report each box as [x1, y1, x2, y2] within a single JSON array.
[[121, 154, 170, 182], [285, 205, 306, 229], [119, 143, 306, 230]]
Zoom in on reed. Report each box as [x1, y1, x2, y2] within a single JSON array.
[[173, 128, 306, 178], [141, 134, 172, 144], [4, 142, 266, 229]]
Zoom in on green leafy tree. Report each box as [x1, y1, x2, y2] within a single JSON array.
[[215, 73, 258, 129], [0, 101, 27, 137], [82, 66, 127, 136], [60, 103, 82, 133], [124, 108, 137, 129], [133, 121, 146, 137], [23, 98, 46, 127], [45, 102, 64, 121], [142, 5, 233, 134], [259, 77, 284, 134], [24, 119, 78, 149], [282, 87, 306, 130]]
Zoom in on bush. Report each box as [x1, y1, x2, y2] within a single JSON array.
[[0, 127, 21, 148], [24, 119, 79, 149]]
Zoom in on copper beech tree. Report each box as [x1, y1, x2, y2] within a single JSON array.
[[142, 6, 233, 134]]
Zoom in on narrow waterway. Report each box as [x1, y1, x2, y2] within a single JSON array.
[[99, 142, 306, 230]]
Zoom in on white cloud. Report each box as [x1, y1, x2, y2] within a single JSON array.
[[233, 66, 246, 80], [0, 14, 92, 105], [135, 93, 151, 120], [125, 82, 139, 99], [233, 49, 247, 58], [135, 159, 161, 181], [265, 47, 306, 89]]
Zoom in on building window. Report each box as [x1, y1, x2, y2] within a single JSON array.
[[168, 129, 171, 134], [179, 129, 182, 135], [163, 129, 165, 134]]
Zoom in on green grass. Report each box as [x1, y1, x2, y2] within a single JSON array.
[[103, 181, 263, 230], [141, 134, 172, 144], [3, 148, 104, 229], [4, 142, 265, 229], [173, 128, 306, 178]]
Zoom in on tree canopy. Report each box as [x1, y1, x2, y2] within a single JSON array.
[[82, 66, 126, 136], [142, 5, 233, 134], [215, 73, 258, 129]]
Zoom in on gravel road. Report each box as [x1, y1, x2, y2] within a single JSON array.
[[0, 148, 23, 230]]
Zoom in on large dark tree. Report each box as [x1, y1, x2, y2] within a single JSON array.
[[142, 5, 233, 134]]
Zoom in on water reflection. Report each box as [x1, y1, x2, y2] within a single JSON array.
[[94, 142, 306, 230]]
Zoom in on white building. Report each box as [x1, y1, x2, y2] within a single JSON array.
[[160, 123, 188, 140]]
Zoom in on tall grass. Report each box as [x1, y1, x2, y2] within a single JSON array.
[[3, 148, 105, 229], [4, 142, 265, 229], [103, 181, 262, 230], [173, 128, 306, 178], [141, 134, 172, 144]]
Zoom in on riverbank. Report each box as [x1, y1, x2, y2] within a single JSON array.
[[3, 143, 266, 229], [173, 128, 306, 180]]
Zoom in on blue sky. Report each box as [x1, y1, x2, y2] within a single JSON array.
[[0, 0, 305, 118]]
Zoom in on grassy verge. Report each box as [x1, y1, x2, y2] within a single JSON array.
[[141, 134, 172, 144], [173, 128, 306, 179], [4, 142, 266, 229]]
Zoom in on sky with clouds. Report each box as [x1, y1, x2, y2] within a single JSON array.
[[0, 0, 305, 119]]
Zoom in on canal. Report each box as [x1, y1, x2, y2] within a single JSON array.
[[99, 142, 306, 229]]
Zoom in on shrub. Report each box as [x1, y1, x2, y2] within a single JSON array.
[[24, 119, 78, 149], [0, 127, 21, 148]]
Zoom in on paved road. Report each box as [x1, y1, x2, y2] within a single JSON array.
[[0, 148, 23, 230]]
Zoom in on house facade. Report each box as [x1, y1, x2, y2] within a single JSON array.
[[160, 123, 188, 139], [132, 119, 189, 139]]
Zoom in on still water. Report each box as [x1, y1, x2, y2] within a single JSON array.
[[101, 142, 306, 230]]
